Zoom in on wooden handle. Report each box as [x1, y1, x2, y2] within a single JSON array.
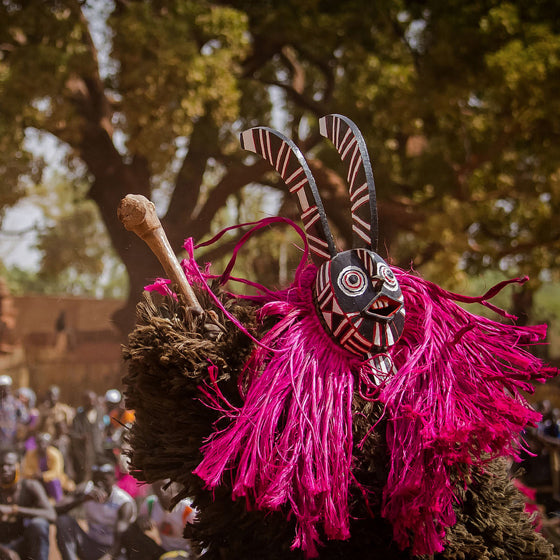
[[117, 194, 203, 316]]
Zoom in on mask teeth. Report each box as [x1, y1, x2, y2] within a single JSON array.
[[240, 126, 336, 265], [319, 114, 379, 252], [371, 299, 389, 310], [369, 297, 402, 318]]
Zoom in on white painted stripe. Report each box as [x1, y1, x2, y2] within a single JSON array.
[[385, 327, 394, 346], [301, 205, 318, 218], [331, 298, 343, 314], [281, 145, 291, 178], [309, 243, 331, 260], [373, 322, 381, 347], [289, 177, 308, 192], [296, 188, 310, 212], [354, 330, 371, 346], [318, 282, 332, 301], [346, 337, 369, 354], [351, 195, 370, 213], [305, 231, 329, 249], [333, 318, 350, 337], [258, 129, 266, 161], [265, 130, 273, 163], [349, 182, 368, 201], [341, 136, 357, 160], [341, 327, 355, 345], [339, 127, 352, 153], [285, 167, 304, 184], [276, 141, 287, 175], [335, 117, 340, 148], [352, 224, 371, 243], [350, 152, 362, 186], [353, 214, 371, 231], [241, 130, 256, 152]]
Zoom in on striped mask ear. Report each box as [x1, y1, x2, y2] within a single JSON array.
[[319, 114, 378, 252], [240, 127, 336, 265]]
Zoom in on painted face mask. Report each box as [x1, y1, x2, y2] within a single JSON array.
[[240, 113, 405, 361], [315, 248, 405, 355]]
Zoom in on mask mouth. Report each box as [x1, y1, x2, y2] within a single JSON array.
[[366, 296, 403, 319]]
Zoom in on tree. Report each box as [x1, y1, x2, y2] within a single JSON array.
[[0, 0, 559, 334]]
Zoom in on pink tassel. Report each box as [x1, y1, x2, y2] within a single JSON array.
[[380, 269, 555, 554], [193, 267, 360, 557]]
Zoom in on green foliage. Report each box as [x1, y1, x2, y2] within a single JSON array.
[[0, 0, 558, 331], [110, 1, 249, 177]]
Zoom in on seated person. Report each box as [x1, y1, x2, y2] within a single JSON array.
[[122, 479, 197, 560], [21, 432, 75, 502], [56, 456, 136, 560], [0, 449, 55, 560]]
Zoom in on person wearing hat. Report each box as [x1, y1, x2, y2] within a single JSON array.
[[104, 389, 135, 453], [0, 376, 28, 451]]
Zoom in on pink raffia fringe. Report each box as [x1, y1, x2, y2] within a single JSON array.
[[191, 265, 363, 558], [145, 218, 557, 557], [380, 270, 556, 555]]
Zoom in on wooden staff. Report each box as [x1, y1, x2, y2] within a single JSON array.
[[117, 194, 203, 316]]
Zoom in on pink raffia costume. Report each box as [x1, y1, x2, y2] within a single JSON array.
[[126, 114, 557, 559]]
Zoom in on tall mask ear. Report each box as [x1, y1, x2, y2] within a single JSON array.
[[240, 126, 336, 265], [319, 114, 378, 252]]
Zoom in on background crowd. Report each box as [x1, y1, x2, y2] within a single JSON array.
[[3, 372, 560, 560], [0, 375, 198, 560]]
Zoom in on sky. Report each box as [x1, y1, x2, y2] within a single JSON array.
[[0, 202, 43, 270]]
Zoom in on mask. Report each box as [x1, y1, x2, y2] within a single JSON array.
[[315, 249, 405, 354], [240, 113, 406, 361]]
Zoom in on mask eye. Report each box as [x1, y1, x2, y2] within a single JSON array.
[[337, 266, 368, 297], [376, 263, 399, 291]]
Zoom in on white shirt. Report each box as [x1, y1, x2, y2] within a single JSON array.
[[85, 486, 137, 546], [139, 495, 196, 551]]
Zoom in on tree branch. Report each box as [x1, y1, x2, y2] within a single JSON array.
[[258, 77, 328, 116], [164, 116, 219, 239], [293, 44, 336, 106], [241, 36, 283, 78], [180, 159, 272, 246]]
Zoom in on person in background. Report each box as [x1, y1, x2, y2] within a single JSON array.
[[0, 449, 55, 560], [103, 389, 134, 454], [114, 441, 148, 506], [121, 479, 197, 560], [15, 388, 39, 453], [56, 456, 137, 560], [0, 376, 28, 452], [70, 390, 106, 484], [37, 385, 75, 479], [21, 432, 75, 502]]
